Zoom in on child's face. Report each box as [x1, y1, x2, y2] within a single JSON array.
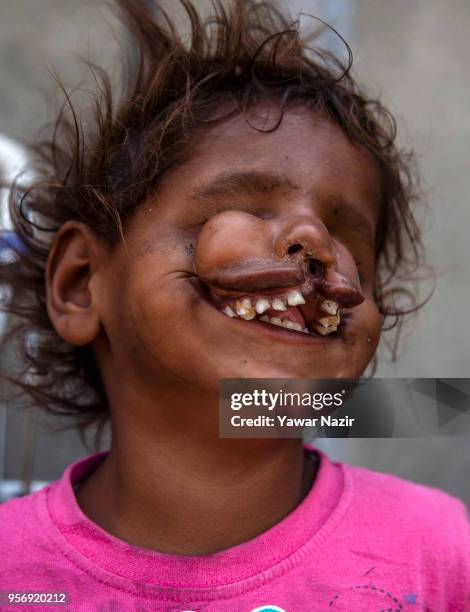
[[99, 106, 381, 395]]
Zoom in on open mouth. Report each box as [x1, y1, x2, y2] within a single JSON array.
[[209, 287, 342, 338]]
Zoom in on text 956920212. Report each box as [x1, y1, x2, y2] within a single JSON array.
[[1, 593, 68, 606]]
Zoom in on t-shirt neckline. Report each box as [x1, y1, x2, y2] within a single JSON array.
[[44, 447, 349, 592]]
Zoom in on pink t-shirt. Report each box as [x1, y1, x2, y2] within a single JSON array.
[[0, 450, 469, 611]]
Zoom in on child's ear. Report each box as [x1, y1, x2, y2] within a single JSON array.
[[46, 221, 106, 346]]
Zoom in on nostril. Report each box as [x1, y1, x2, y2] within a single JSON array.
[[287, 243, 302, 255], [308, 258, 325, 280]]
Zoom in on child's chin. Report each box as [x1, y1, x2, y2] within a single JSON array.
[[224, 361, 365, 380]]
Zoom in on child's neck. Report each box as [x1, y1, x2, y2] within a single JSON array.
[[76, 397, 316, 555]]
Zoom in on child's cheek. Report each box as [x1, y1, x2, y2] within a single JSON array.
[[359, 298, 381, 360]]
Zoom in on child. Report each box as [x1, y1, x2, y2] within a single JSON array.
[[0, 1, 468, 610]]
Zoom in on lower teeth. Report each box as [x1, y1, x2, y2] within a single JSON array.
[[314, 324, 338, 336], [259, 315, 307, 334]]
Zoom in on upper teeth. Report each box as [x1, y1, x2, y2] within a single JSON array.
[[255, 298, 270, 314], [287, 290, 305, 306], [221, 290, 340, 337], [272, 297, 287, 311], [320, 299, 339, 315], [236, 298, 256, 320]]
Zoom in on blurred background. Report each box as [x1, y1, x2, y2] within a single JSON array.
[[0, 0, 469, 506]]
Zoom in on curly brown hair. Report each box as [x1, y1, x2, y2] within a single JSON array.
[[0, 0, 424, 431]]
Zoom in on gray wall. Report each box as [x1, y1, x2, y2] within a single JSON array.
[[0, 1, 468, 507], [300, 0, 470, 507]]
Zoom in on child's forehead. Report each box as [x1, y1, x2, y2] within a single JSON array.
[[161, 105, 383, 221]]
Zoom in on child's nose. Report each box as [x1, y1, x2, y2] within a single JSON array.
[[274, 215, 364, 308], [273, 215, 337, 277]]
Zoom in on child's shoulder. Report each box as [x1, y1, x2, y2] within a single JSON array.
[[0, 486, 49, 544], [344, 460, 468, 512], [0, 479, 89, 590], [0, 483, 68, 586], [341, 459, 469, 550]]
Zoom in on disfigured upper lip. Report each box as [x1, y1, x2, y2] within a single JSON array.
[[208, 263, 305, 292], [197, 260, 362, 338], [210, 287, 341, 337]]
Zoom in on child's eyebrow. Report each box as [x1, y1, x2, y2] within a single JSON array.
[[191, 170, 376, 249], [191, 170, 299, 202]]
